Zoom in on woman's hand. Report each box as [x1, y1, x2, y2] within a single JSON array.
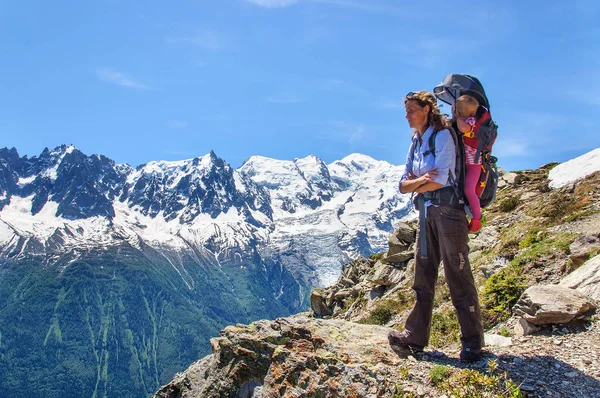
[[414, 167, 440, 193], [418, 167, 439, 183]]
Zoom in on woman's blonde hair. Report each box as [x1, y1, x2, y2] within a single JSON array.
[[404, 91, 450, 133]]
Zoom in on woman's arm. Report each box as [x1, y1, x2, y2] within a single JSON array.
[[414, 180, 444, 193], [400, 167, 440, 193]]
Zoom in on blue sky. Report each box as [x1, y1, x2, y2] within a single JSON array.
[[1, 0, 599, 171]]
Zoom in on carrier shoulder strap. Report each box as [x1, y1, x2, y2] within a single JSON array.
[[423, 130, 438, 158]]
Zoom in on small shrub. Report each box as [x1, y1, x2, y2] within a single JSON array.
[[369, 252, 385, 261], [438, 367, 523, 398], [358, 299, 399, 325], [392, 385, 417, 398], [564, 209, 600, 223], [499, 327, 511, 338], [429, 309, 460, 348], [499, 197, 519, 213], [430, 365, 452, 386], [518, 229, 546, 249], [481, 264, 526, 326], [532, 191, 570, 220], [398, 365, 409, 379]]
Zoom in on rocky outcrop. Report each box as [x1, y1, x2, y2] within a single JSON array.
[[512, 285, 596, 325], [153, 315, 438, 398], [560, 253, 600, 301], [567, 234, 600, 270], [309, 223, 416, 319]]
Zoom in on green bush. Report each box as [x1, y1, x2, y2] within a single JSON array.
[[430, 365, 452, 386], [498, 197, 519, 213], [369, 252, 385, 261], [481, 264, 526, 326], [518, 229, 546, 249], [429, 309, 460, 348], [358, 299, 398, 325], [438, 362, 523, 398]]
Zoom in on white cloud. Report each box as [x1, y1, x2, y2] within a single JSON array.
[[96, 68, 150, 90], [167, 120, 189, 129], [247, 0, 298, 8]]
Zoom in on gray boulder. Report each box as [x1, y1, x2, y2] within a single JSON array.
[[310, 289, 332, 317], [513, 285, 596, 326], [568, 235, 600, 270], [382, 250, 413, 265], [367, 261, 404, 286], [560, 253, 600, 302]]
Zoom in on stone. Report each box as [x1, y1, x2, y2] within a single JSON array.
[[560, 254, 600, 302], [520, 191, 538, 200], [503, 172, 520, 185], [393, 222, 416, 245], [484, 333, 512, 347], [367, 261, 404, 286], [468, 226, 500, 253], [333, 288, 357, 301], [568, 235, 600, 270], [514, 318, 539, 336], [382, 250, 413, 265], [310, 289, 332, 317], [513, 285, 596, 326], [368, 286, 386, 301]]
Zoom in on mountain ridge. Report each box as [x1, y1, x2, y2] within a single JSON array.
[[0, 144, 410, 398]]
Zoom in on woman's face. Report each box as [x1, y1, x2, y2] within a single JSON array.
[[405, 100, 429, 130]]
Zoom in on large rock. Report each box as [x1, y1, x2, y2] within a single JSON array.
[[568, 235, 600, 271], [382, 250, 414, 265], [154, 316, 439, 397], [513, 285, 596, 326], [513, 318, 539, 336], [484, 333, 512, 347], [367, 261, 404, 286], [310, 289, 332, 317], [387, 223, 415, 256], [560, 253, 600, 302], [387, 233, 409, 256], [502, 172, 520, 185]]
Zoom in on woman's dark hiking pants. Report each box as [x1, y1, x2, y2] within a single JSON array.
[[404, 205, 484, 350]]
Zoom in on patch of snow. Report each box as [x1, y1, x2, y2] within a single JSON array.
[[548, 147, 600, 188], [18, 175, 37, 185]]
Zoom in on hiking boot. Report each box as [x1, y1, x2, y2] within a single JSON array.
[[387, 331, 424, 354], [460, 347, 482, 363], [468, 218, 482, 234]]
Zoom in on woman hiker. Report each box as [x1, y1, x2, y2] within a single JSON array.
[[387, 91, 484, 363]]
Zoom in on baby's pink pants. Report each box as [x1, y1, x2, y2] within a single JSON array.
[[465, 164, 482, 220]]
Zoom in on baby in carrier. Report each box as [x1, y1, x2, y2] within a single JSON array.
[[454, 95, 491, 233]]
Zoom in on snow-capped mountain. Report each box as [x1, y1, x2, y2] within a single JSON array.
[[0, 145, 412, 397], [0, 145, 411, 288]]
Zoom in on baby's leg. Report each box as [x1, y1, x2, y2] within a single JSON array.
[[464, 164, 482, 220]]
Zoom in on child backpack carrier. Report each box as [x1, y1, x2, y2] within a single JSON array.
[[433, 73, 499, 211]]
